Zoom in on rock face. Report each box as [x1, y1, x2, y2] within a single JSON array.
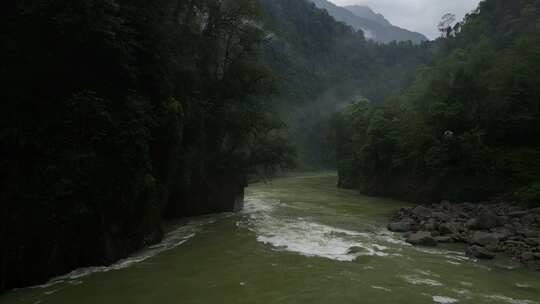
[[406, 232, 437, 247], [1, 171, 247, 293], [389, 201, 540, 269]]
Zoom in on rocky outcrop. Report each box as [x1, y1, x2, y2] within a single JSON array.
[[389, 201, 540, 269]]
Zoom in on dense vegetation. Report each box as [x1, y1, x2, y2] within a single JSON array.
[[0, 0, 293, 291], [3, 0, 433, 290], [331, 0, 540, 204], [260, 0, 433, 167]]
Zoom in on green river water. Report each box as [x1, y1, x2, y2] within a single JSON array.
[[2, 172, 539, 304]]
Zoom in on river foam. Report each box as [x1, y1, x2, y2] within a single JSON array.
[[483, 294, 538, 304], [244, 194, 391, 261], [33, 217, 212, 288], [433, 296, 459, 304]]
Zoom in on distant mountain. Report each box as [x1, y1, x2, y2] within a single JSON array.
[[308, 0, 428, 44], [344, 5, 391, 27]]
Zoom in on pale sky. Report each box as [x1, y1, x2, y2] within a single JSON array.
[[329, 0, 482, 39]]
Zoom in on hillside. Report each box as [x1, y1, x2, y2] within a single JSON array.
[[344, 5, 391, 27], [331, 0, 540, 203], [260, 0, 432, 166], [309, 0, 428, 44]]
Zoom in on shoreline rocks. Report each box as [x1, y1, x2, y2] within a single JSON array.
[[388, 201, 540, 269], [406, 231, 437, 246]]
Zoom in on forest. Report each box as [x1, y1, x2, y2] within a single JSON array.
[[331, 0, 540, 203], [260, 0, 433, 166], [1, 0, 293, 291], [1, 0, 540, 296]]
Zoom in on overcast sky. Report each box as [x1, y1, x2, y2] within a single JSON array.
[[329, 0, 482, 39]]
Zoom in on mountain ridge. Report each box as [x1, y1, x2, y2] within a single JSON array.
[[344, 5, 391, 27], [309, 0, 428, 44]]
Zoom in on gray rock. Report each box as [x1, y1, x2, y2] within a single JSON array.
[[434, 236, 453, 243], [466, 245, 496, 259], [388, 221, 412, 232], [423, 218, 437, 231], [440, 200, 452, 210], [347, 246, 365, 254], [521, 215, 537, 225], [432, 212, 451, 222], [508, 211, 527, 217], [406, 231, 437, 247], [491, 227, 513, 239], [466, 212, 503, 230], [521, 252, 536, 262], [411, 206, 432, 218], [470, 231, 502, 248], [505, 240, 527, 246], [530, 207, 540, 214], [525, 238, 540, 246], [517, 229, 539, 238], [439, 222, 460, 235]]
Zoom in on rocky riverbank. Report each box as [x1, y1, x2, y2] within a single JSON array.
[[388, 201, 540, 269]]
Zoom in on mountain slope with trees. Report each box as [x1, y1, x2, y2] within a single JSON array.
[[260, 0, 433, 166], [0, 0, 439, 292], [309, 0, 427, 44], [331, 0, 540, 204], [0, 0, 294, 291]]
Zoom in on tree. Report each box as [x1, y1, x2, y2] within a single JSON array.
[[438, 13, 456, 37]]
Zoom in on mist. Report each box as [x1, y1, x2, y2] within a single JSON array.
[[329, 0, 482, 39]]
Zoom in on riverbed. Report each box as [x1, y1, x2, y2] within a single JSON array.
[[1, 172, 539, 304]]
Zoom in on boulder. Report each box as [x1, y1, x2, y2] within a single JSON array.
[[470, 231, 502, 248], [434, 236, 453, 243], [517, 229, 539, 238], [530, 207, 540, 214], [388, 221, 412, 232], [508, 211, 527, 218], [525, 238, 540, 246], [432, 212, 451, 222], [466, 212, 503, 230], [411, 206, 432, 218], [423, 218, 437, 231], [406, 231, 437, 247], [347, 246, 365, 254], [521, 214, 537, 225], [439, 222, 460, 235], [466, 245, 496, 259], [440, 200, 452, 210], [491, 226, 513, 238], [521, 252, 536, 262]]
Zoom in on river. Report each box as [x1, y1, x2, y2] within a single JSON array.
[[1, 172, 539, 304]]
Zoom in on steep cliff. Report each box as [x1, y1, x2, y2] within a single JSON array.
[[0, 0, 283, 292]]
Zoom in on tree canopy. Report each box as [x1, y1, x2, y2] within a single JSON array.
[[331, 0, 540, 204]]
